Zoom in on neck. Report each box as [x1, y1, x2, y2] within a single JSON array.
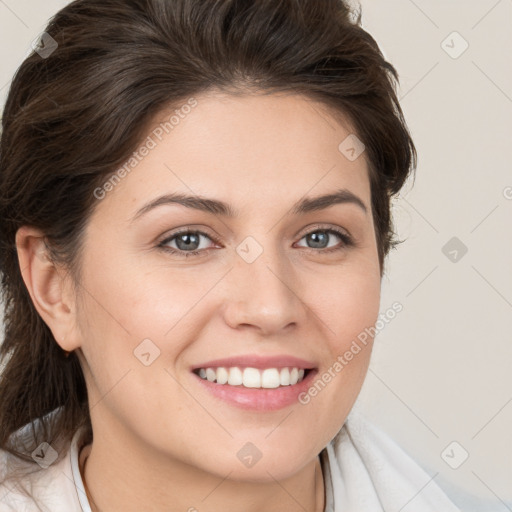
[[79, 433, 325, 512]]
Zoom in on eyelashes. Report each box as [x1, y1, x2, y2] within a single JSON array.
[[158, 229, 217, 258], [157, 225, 355, 259]]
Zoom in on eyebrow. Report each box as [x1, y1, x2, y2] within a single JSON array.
[[130, 188, 368, 223]]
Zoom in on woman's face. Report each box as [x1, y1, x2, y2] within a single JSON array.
[[72, 91, 381, 481]]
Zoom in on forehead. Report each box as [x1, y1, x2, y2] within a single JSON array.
[[92, 91, 370, 222]]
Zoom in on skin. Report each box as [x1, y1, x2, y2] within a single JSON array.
[[16, 90, 382, 512]]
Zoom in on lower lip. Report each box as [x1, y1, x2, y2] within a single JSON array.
[[192, 369, 318, 411]]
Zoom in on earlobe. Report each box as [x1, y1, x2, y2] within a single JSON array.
[[15, 225, 81, 353]]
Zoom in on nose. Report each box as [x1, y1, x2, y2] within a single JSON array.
[[221, 242, 307, 335]]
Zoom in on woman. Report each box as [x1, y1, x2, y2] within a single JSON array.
[[0, 0, 463, 510]]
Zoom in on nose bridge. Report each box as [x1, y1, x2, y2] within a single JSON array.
[[222, 234, 304, 332]]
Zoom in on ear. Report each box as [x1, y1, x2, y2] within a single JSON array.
[[15, 225, 82, 352]]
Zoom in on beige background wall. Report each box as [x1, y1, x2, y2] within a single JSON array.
[[1, 0, 511, 504]]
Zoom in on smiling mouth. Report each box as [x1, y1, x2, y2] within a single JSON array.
[[192, 366, 314, 389]]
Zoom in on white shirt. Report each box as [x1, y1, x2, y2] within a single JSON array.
[[0, 409, 500, 511]]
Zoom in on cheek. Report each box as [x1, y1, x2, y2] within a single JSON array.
[[306, 264, 379, 393], [297, 269, 380, 449], [74, 255, 211, 431], [81, 249, 204, 336], [75, 255, 233, 408], [317, 265, 381, 349]]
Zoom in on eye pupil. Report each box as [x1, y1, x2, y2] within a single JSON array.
[[176, 233, 200, 251], [307, 231, 328, 249]]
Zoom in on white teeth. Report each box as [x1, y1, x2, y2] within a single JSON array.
[[228, 367, 243, 386], [261, 368, 280, 388], [195, 366, 309, 388], [243, 368, 261, 388], [216, 367, 229, 384]]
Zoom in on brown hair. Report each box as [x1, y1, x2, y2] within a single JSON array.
[[0, 0, 416, 467]]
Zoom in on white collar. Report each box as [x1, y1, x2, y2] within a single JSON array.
[[70, 426, 92, 512]]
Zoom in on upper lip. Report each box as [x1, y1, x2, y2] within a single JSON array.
[[191, 354, 317, 371]]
